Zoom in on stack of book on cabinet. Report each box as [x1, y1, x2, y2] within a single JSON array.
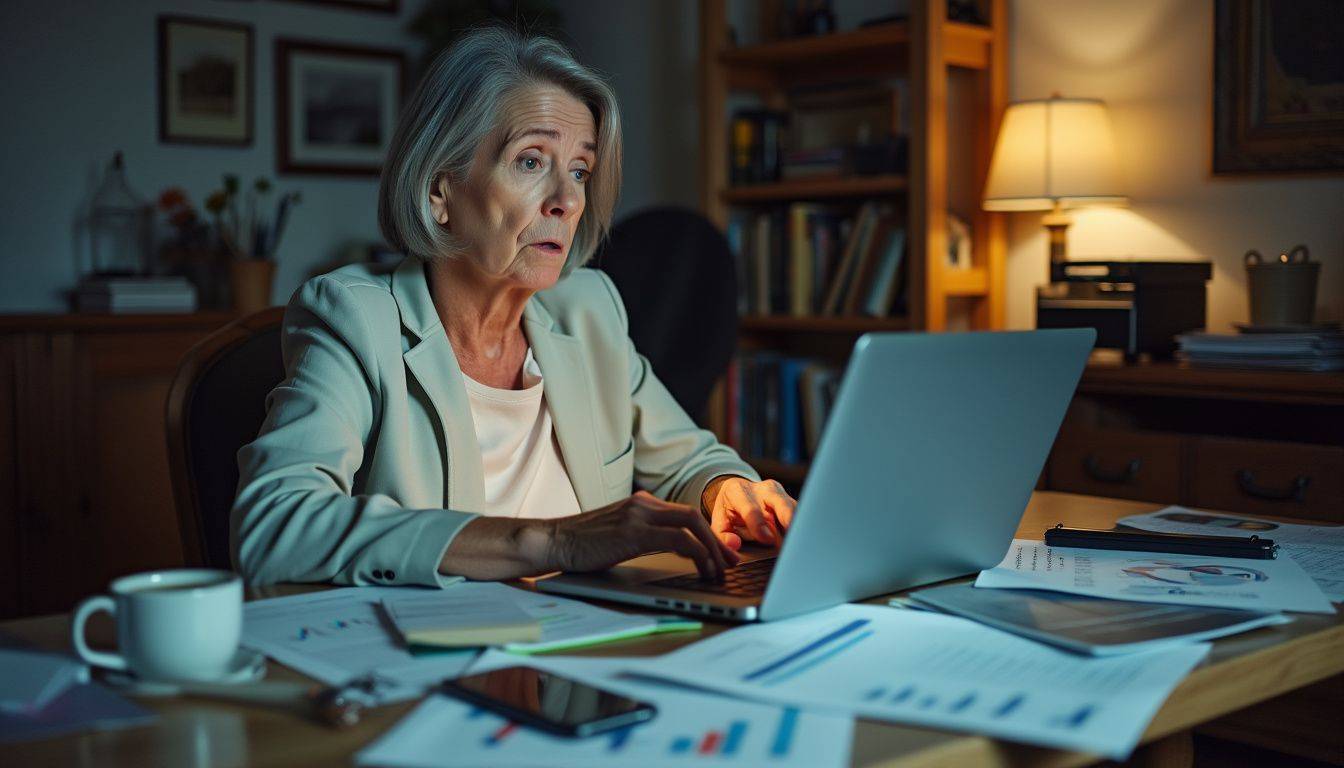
[[74, 276, 198, 313], [1176, 329, 1344, 372], [726, 201, 906, 318]]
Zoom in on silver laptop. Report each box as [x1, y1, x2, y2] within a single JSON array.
[[537, 329, 1096, 622]]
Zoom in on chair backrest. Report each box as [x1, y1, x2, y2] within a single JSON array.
[[593, 206, 739, 423], [166, 307, 285, 569]]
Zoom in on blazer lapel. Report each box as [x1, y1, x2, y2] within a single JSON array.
[[524, 301, 606, 511], [392, 258, 485, 512]]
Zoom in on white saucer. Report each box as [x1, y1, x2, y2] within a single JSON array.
[[102, 648, 267, 695]]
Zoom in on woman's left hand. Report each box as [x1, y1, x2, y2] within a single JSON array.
[[705, 477, 797, 551]]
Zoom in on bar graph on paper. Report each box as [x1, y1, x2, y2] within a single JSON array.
[[634, 604, 1209, 759]]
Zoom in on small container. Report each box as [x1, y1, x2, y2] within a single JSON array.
[[1245, 245, 1319, 327]]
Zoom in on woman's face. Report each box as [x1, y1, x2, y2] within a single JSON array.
[[430, 84, 596, 292]]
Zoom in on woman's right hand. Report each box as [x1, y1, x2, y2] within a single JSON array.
[[545, 491, 739, 580]]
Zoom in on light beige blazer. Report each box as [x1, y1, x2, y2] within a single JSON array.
[[231, 256, 758, 587]]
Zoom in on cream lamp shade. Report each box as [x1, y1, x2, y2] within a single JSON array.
[[983, 96, 1125, 211], [983, 96, 1125, 270]]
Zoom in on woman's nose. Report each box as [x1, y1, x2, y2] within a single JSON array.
[[543, 171, 579, 218]]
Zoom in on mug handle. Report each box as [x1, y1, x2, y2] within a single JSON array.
[[71, 595, 127, 671]]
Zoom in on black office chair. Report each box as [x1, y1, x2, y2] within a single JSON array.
[[593, 207, 739, 424], [166, 308, 285, 570]]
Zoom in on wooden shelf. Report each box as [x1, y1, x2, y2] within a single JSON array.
[[739, 315, 909, 333], [721, 175, 906, 203], [942, 267, 989, 296], [719, 21, 993, 72], [742, 456, 809, 485]]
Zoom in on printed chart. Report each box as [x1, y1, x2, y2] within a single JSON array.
[[976, 539, 1334, 613], [357, 652, 850, 768], [631, 604, 1208, 759]]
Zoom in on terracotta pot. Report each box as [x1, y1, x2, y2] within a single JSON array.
[[229, 259, 277, 315]]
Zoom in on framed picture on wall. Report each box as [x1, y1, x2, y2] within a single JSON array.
[[275, 39, 406, 176], [157, 15, 253, 146], [1213, 0, 1344, 174], [279, 0, 400, 14]]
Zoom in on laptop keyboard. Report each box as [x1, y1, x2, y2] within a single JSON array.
[[649, 557, 777, 597]]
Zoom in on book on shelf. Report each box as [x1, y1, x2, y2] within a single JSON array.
[[729, 109, 787, 185], [728, 200, 903, 319], [732, 352, 843, 466]]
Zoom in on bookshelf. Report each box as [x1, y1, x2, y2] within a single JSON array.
[[698, 0, 1008, 486]]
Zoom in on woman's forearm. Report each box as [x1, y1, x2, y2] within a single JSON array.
[[438, 516, 557, 581]]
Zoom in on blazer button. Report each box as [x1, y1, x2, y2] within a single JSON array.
[[372, 569, 384, 580], [384, 570, 396, 580]]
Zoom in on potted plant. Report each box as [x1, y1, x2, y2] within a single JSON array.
[[204, 175, 302, 314]]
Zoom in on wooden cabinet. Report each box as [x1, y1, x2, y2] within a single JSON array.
[[0, 313, 236, 619], [1044, 357, 1344, 523]]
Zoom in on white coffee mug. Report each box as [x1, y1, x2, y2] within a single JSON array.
[[71, 569, 242, 682]]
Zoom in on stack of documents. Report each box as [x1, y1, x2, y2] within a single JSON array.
[[1176, 330, 1344, 371], [907, 582, 1288, 656]]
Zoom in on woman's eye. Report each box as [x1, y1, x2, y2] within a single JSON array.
[[519, 156, 542, 171], [572, 169, 590, 183]]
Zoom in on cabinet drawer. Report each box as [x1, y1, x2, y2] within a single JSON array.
[[1049, 428, 1182, 503], [1190, 437, 1344, 523]]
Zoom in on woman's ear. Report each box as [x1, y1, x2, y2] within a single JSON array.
[[428, 173, 451, 227]]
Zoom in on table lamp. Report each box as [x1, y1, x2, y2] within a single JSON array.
[[982, 95, 1126, 280]]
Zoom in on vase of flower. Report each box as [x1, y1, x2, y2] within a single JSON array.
[[202, 174, 301, 315], [229, 258, 277, 315]]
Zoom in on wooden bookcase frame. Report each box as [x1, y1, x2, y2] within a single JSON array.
[[698, 0, 1008, 475]]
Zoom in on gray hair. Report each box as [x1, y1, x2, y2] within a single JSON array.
[[378, 27, 622, 275]]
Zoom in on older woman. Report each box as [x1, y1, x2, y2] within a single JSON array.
[[231, 27, 796, 588]]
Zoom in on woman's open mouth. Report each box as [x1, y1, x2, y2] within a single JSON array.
[[531, 240, 564, 254]]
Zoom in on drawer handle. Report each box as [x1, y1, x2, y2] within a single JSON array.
[[1083, 455, 1141, 484], [1235, 470, 1310, 503]]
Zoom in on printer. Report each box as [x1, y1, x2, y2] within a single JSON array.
[[1036, 261, 1212, 360]]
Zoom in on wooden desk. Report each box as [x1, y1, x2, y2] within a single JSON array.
[[3, 492, 1342, 767]]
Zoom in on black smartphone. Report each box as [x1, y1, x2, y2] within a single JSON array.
[[440, 665, 657, 737]]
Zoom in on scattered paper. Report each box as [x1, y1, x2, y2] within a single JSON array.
[[0, 649, 89, 714], [1119, 506, 1344, 601], [627, 603, 1208, 759], [242, 587, 479, 705], [357, 650, 853, 768], [242, 583, 666, 704], [976, 539, 1335, 614], [907, 582, 1289, 656]]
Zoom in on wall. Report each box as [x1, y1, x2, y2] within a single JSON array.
[[1006, 0, 1344, 332], [0, 0, 696, 313]]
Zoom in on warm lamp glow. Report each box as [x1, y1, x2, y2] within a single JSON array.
[[983, 97, 1126, 211]]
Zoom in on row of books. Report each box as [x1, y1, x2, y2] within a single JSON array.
[[726, 352, 843, 465], [726, 201, 906, 318]]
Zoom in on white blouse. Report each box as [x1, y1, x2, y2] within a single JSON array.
[[462, 348, 583, 520]]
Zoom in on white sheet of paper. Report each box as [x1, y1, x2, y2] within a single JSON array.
[[242, 587, 478, 705], [1119, 506, 1344, 601], [356, 650, 853, 768], [626, 604, 1207, 759], [976, 538, 1335, 614]]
